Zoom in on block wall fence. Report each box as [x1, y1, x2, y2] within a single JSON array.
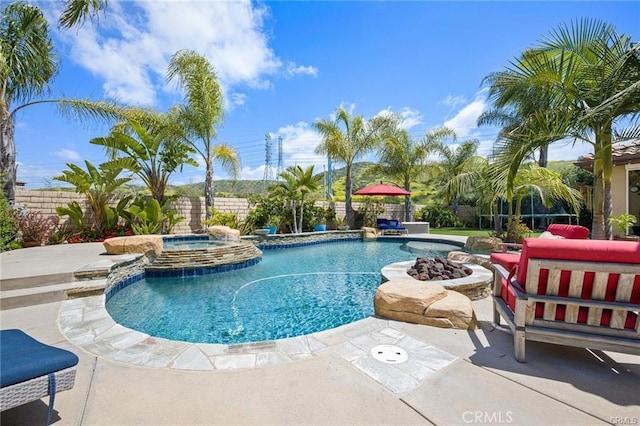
[[14, 190, 419, 234]]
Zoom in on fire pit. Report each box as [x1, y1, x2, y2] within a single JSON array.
[[381, 259, 493, 300], [407, 257, 473, 281]]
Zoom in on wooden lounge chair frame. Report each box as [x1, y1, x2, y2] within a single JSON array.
[[493, 258, 640, 362]]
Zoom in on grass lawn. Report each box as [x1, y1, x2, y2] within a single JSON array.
[[430, 227, 543, 237], [429, 227, 494, 237]]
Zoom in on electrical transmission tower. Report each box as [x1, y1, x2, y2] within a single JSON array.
[[277, 136, 283, 179], [263, 134, 274, 193]]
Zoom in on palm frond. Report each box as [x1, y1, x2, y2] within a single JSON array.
[[58, 0, 108, 29]]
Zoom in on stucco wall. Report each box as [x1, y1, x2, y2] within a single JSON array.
[[611, 166, 627, 219]]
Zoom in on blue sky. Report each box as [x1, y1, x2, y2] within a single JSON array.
[[13, 1, 640, 188]]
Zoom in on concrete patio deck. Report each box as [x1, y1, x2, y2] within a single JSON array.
[[1, 237, 639, 425]]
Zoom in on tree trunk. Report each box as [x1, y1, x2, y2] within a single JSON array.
[[345, 163, 353, 226], [404, 180, 411, 222], [298, 197, 304, 233], [590, 123, 611, 240], [538, 144, 548, 168], [451, 194, 458, 215], [1, 111, 16, 205], [205, 159, 214, 219], [291, 202, 298, 233], [602, 126, 613, 240], [404, 195, 411, 222], [493, 199, 502, 234]]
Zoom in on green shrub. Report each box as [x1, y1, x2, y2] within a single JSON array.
[[356, 199, 385, 228], [417, 204, 462, 228], [203, 209, 239, 228], [245, 194, 288, 231], [0, 190, 20, 251]]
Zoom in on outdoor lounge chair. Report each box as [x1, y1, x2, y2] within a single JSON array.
[[376, 218, 408, 235], [0, 329, 79, 424], [490, 238, 640, 362], [492, 224, 590, 274]]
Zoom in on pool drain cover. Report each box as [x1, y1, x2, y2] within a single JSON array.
[[370, 345, 408, 364]]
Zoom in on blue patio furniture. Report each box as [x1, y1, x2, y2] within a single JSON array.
[[376, 218, 408, 235], [376, 218, 391, 230], [0, 329, 79, 424]]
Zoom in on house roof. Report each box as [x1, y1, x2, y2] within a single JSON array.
[[575, 139, 640, 170]]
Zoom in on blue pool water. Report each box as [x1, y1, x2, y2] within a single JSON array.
[[105, 239, 461, 344]]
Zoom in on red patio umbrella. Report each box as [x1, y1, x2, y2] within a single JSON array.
[[353, 182, 411, 196]]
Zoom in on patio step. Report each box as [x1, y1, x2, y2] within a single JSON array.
[[0, 279, 107, 310]]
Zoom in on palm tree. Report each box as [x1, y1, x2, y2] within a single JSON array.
[[167, 49, 240, 218], [59, 0, 108, 29], [1, 2, 130, 204], [314, 107, 391, 226], [506, 163, 582, 226], [53, 160, 130, 233], [91, 116, 197, 206], [483, 19, 640, 239], [422, 127, 482, 215], [370, 116, 429, 221], [269, 165, 321, 233]]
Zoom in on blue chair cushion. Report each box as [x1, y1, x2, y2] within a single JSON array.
[[377, 218, 390, 229], [0, 329, 79, 388]]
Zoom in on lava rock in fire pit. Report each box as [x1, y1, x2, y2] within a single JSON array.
[[407, 257, 473, 281]]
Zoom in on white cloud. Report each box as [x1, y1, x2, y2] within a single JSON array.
[[548, 140, 593, 162], [240, 164, 267, 180], [376, 107, 423, 130], [228, 93, 248, 109], [443, 95, 488, 138], [273, 122, 326, 170], [285, 62, 319, 78], [16, 162, 64, 189], [440, 94, 467, 109], [53, 149, 81, 161], [54, 1, 314, 107]]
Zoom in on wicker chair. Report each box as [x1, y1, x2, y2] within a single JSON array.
[[0, 329, 79, 424]]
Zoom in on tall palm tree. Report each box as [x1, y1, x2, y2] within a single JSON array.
[[370, 117, 429, 221], [483, 19, 640, 239], [314, 107, 391, 226], [0, 2, 129, 204], [423, 127, 482, 215], [167, 49, 240, 218], [269, 165, 321, 233], [91, 116, 197, 206]]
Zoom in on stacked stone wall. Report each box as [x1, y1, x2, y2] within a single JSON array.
[[14, 189, 422, 234]]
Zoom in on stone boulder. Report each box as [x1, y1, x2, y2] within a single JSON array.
[[362, 227, 379, 241], [424, 290, 476, 329], [464, 236, 503, 253], [103, 235, 163, 257], [374, 279, 476, 330], [448, 251, 493, 271], [208, 225, 241, 240]]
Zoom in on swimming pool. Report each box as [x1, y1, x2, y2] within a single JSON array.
[[105, 239, 462, 344]]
